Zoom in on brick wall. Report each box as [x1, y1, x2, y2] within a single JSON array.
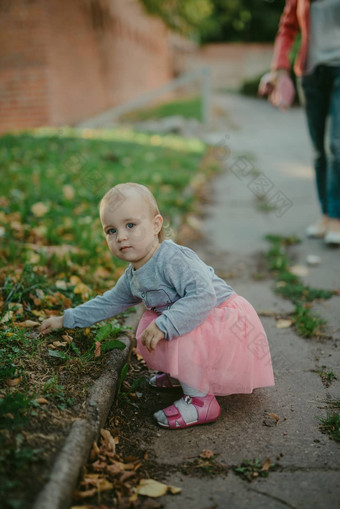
[[0, 0, 172, 133]]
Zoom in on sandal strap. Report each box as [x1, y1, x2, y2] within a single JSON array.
[[163, 404, 187, 428]]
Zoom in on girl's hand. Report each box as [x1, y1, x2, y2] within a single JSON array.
[[39, 316, 64, 335], [141, 322, 165, 352]]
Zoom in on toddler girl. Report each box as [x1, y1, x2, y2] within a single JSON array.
[[40, 182, 275, 429]]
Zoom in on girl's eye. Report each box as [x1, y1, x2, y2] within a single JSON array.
[[126, 223, 134, 229], [107, 228, 116, 235]]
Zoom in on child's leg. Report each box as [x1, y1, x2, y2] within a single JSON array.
[[154, 381, 220, 429], [149, 373, 180, 389]]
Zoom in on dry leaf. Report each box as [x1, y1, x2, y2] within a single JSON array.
[[73, 488, 97, 499], [100, 429, 116, 454], [15, 320, 40, 328], [31, 202, 49, 217], [5, 375, 22, 387], [136, 479, 181, 498], [94, 341, 101, 358], [36, 397, 49, 405], [1, 311, 13, 323], [52, 341, 68, 348], [55, 280, 68, 290], [258, 310, 276, 317], [260, 458, 272, 472], [63, 185, 75, 200], [268, 413, 280, 424], [289, 264, 309, 277], [275, 319, 292, 329], [200, 449, 214, 458]]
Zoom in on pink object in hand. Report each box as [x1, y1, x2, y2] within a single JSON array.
[[270, 73, 295, 110]]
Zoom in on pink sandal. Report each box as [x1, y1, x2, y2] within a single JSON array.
[[149, 372, 181, 389], [155, 394, 221, 429]]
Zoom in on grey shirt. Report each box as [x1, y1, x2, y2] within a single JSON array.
[[305, 0, 340, 74], [63, 240, 234, 340]]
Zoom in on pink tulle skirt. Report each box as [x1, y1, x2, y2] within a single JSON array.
[[136, 294, 275, 396]]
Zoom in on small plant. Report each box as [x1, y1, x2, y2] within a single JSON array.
[[42, 376, 74, 410], [318, 369, 338, 387], [319, 410, 340, 443], [292, 304, 326, 338], [264, 235, 333, 338], [233, 458, 274, 482]]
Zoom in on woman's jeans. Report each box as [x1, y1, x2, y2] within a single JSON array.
[[300, 65, 340, 219]]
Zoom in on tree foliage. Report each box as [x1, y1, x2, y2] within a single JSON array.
[[138, 0, 286, 43]]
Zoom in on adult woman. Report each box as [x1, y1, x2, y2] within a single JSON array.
[[259, 0, 340, 245]]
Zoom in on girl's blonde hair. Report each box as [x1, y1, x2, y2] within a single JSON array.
[[100, 182, 167, 242]]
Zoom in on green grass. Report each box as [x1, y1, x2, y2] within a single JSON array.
[[0, 125, 214, 506], [120, 96, 202, 122], [319, 401, 340, 442], [264, 235, 333, 337]]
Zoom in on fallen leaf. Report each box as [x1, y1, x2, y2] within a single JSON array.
[[260, 458, 272, 472], [1, 311, 13, 323], [31, 202, 49, 217], [289, 264, 309, 277], [5, 375, 22, 387], [73, 488, 97, 499], [36, 397, 49, 405], [94, 341, 101, 358], [268, 413, 280, 424], [258, 310, 276, 317], [200, 449, 214, 459], [55, 280, 68, 290], [136, 479, 181, 498], [63, 185, 75, 200], [52, 341, 68, 348], [100, 429, 116, 454], [15, 320, 40, 328], [275, 319, 292, 329]]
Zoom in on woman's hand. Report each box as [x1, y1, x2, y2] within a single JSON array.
[[39, 315, 64, 335], [258, 69, 295, 110], [141, 322, 165, 352]]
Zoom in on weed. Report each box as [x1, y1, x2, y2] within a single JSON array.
[[317, 368, 338, 387], [42, 377, 74, 410], [292, 304, 326, 338], [0, 392, 33, 429], [233, 458, 274, 482], [319, 411, 340, 442], [264, 235, 333, 338]]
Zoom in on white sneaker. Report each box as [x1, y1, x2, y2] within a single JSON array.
[[325, 219, 340, 245], [305, 217, 329, 238], [325, 230, 340, 245]]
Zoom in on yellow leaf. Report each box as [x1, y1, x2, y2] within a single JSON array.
[[136, 479, 181, 498], [260, 458, 272, 471], [36, 397, 49, 405], [70, 275, 82, 285], [275, 319, 292, 329], [5, 375, 22, 387], [15, 320, 40, 328], [31, 202, 49, 217], [268, 413, 280, 424]]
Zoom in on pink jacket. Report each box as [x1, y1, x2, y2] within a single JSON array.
[[271, 0, 310, 76]]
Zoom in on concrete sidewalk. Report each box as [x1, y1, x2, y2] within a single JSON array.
[[150, 94, 340, 508]]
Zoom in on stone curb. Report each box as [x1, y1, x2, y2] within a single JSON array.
[[33, 309, 142, 509]]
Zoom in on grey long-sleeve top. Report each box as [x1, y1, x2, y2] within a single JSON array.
[[63, 240, 234, 340]]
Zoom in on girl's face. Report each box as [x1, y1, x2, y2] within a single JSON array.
[[100, 192, 163, 270]]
